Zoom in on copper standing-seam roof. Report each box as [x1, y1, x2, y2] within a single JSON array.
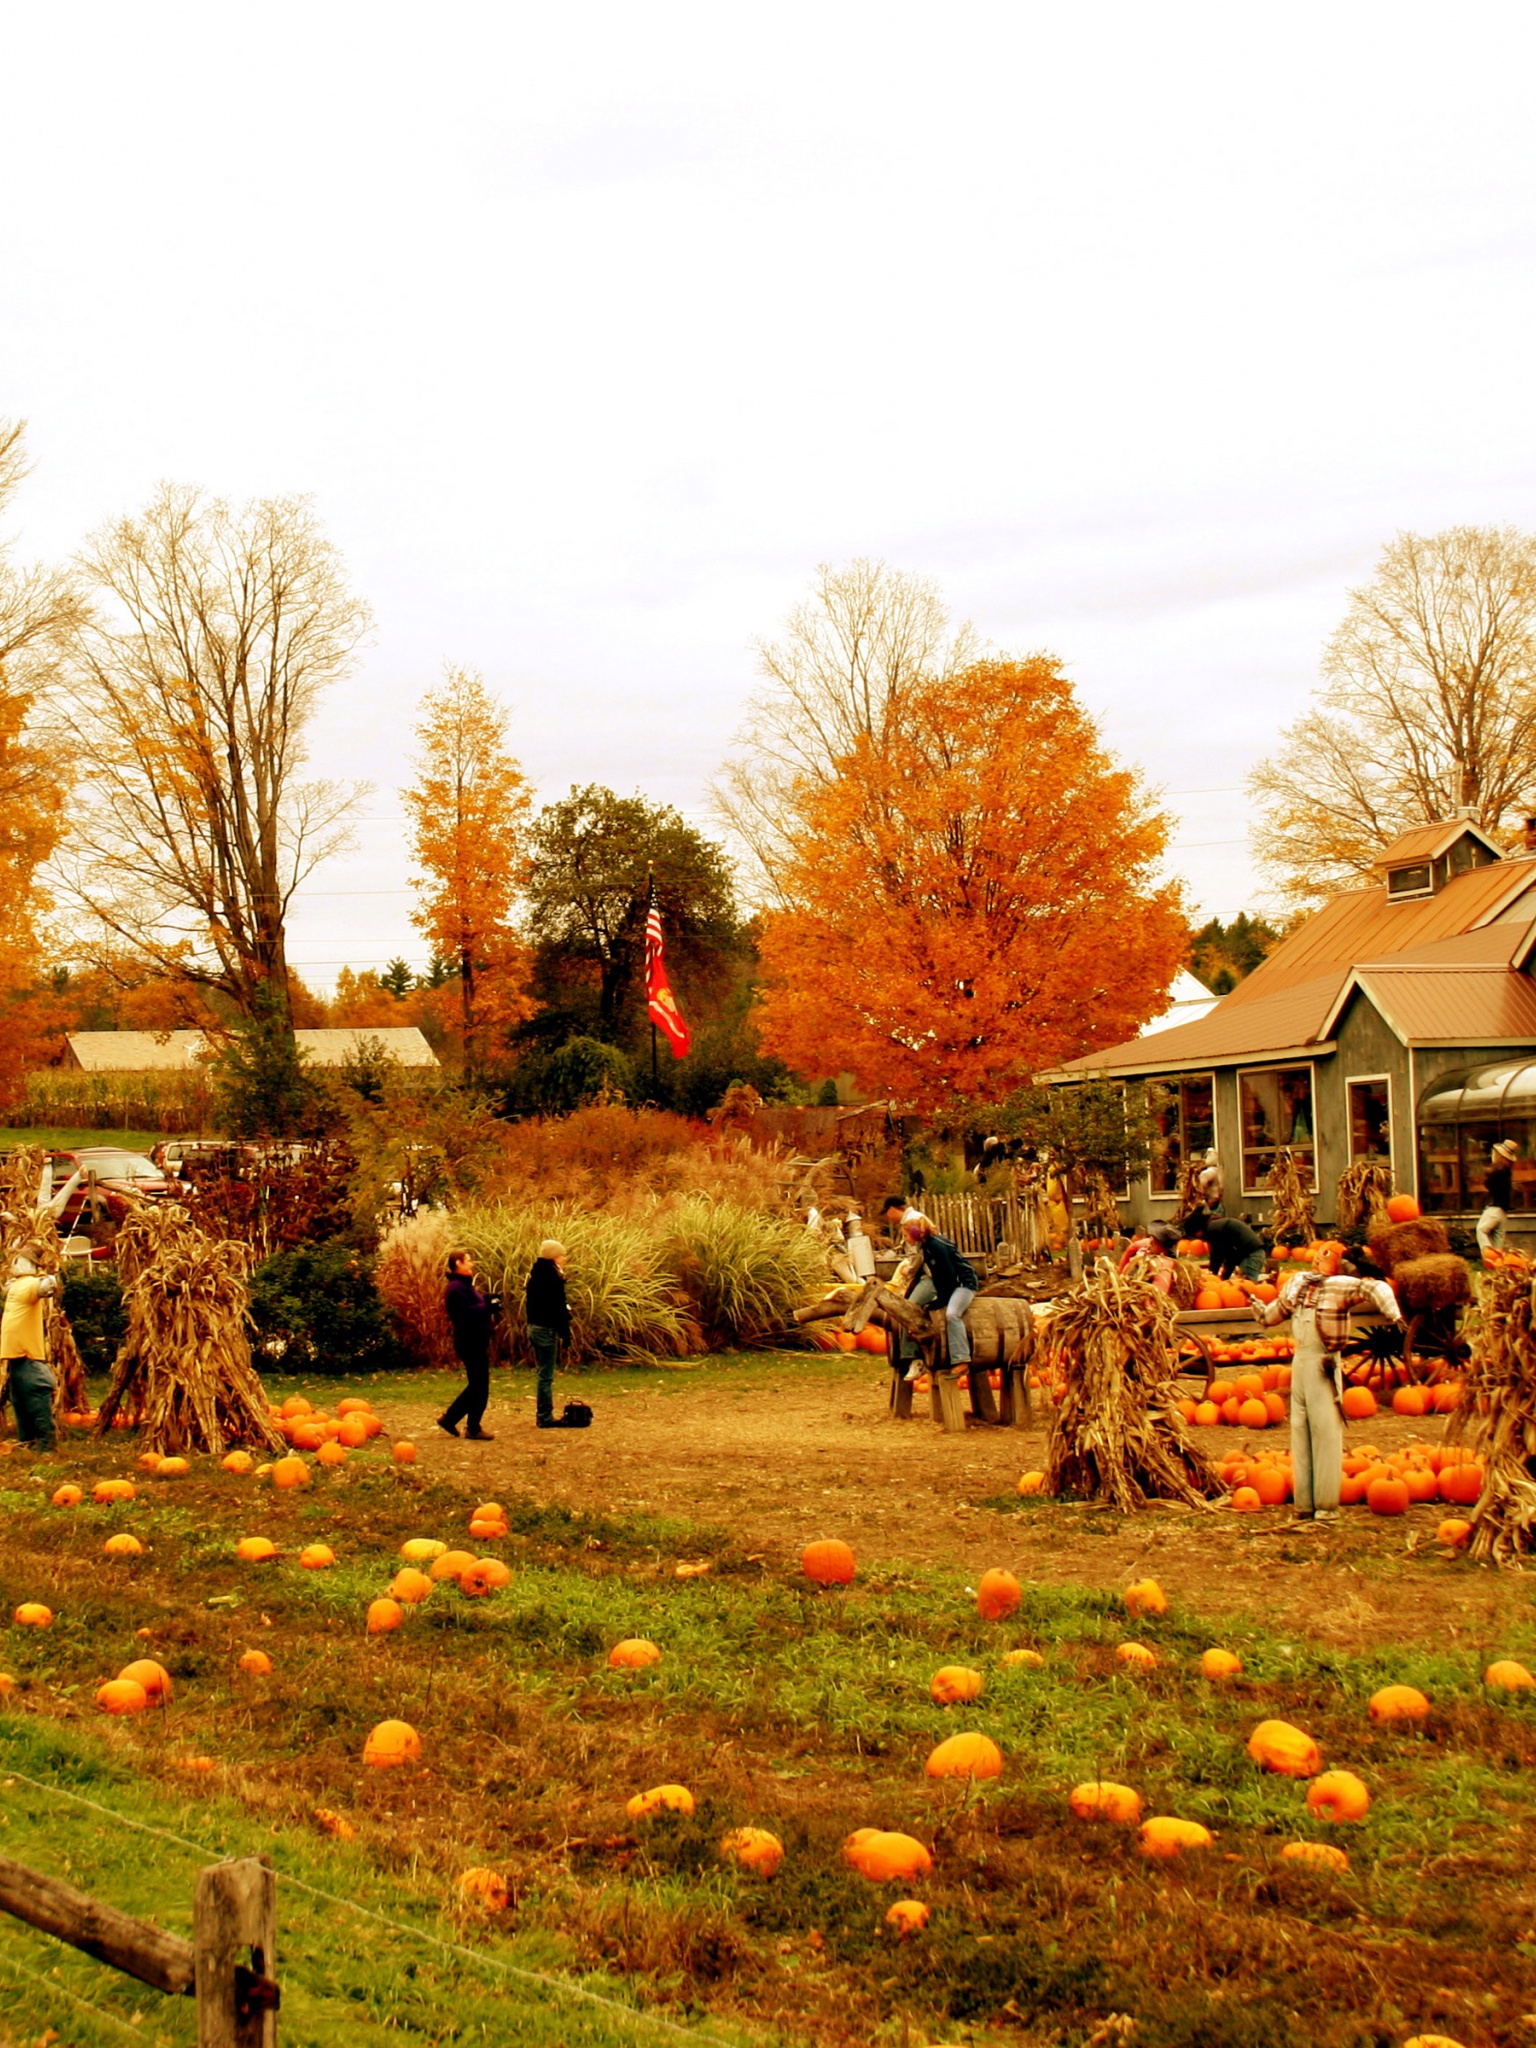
[[1372, 819, 1503, 869], [1221, 857, 1536, 1008], [67, 1031, 210, 1072], [1044, 968, 1350, 1080], [1327, 966, 1536, 1048], [1355, 920, 1535, 969]]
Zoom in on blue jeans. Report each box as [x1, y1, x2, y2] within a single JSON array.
[[530, 1325, 561, 1422], [6, 1357, 56, 1449], [944, 1286, 976, 1365]]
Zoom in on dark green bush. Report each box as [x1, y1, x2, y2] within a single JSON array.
[[249, 1244, 404, 1375], [62, 1262, 126, 1375]]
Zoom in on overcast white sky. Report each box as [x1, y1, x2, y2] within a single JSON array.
[[6, 4, 1536, 988]]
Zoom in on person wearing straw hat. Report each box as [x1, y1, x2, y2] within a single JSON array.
[[526, 1239, 572, 1428], [1477, 1139, 1521, 1257], [438, 1249, 498, 1441], [2, 1243, 60, 1452]]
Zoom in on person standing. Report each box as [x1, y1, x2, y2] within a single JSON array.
[[900, 1215, 979, 1385], [438, 1250, 497, 1441], [1194, 1148, 1225, 1216], [1255, 1246, 1401, 1524], [2, 1245, 60, 1453], [1477, 1139, 1520, 1257], [525, 1239, 572, 1428]]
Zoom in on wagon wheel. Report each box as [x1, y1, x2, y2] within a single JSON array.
[[1339, 1321, 1403, 1390], [1401, 1309, 1471, 1384]]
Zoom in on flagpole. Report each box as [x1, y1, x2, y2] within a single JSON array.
[[651, 1022, 658, 1091], [647, 866, 658, 1096]]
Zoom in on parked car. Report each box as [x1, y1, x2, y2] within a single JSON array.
[[46, 1148, 173, 1230]]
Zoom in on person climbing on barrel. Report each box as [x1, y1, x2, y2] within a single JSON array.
[[899, 1213, 979, 1385]]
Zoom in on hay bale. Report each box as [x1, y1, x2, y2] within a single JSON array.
[[1390, 1253, 1473, 1317], [1367, 1218, 1450, 1272]]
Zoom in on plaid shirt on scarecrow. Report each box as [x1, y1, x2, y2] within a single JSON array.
[[1255, 1272, 1401, 1350]]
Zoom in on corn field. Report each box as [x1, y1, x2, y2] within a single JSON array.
[[12, 1067, 219, 1134]]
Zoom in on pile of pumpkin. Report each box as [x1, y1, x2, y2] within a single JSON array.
[[1176, 1365, 1292, 1429]]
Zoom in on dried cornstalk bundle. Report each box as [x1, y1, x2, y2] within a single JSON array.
[[96, 1204, 284, 1456], [1449, 1260, 1536, 1564], [1336, 1161, 1393, 1235], [1175, 1152, 1204, 1218], [1045, 1262, 1224, 1511], [1166, 1257, 1204, 1312], [1265, 1146, 1315, 1245], [1079, 1170, 1121, 1241]]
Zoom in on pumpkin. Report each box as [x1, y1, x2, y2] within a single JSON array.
[[1123, 1578, 1167, 1618], [51, 1484, 82, 1507], [1438, 1462, 1483, 1506], [1252, 1465, 1289, 1504], [1138, 1816, 1213, 1859], [280, 1395, 312, 1419], [1341, 1386, 1377, 1420], [1237, 1399, 1270, 1431], [429, 1550, 478, 1584], [626, 1783, 694, 1819], [1401, 2038, 1466, 2048], [390, 1568, 434, 1604], [363, 1718, 421, 1767], [93, 1479, 136, 1504], [1001, 1647, 1045, 1668], [271, 1456, 310, 1490], [337, 1417, 370, 1449], [476, 1558, 512, 1588], [118, 1658, 172, 1703], [884, 1898, 931, 1935], [400, 1538, 448, 1563], [1068, 1781, 1142, 1824], [13, 1603, 52, 1628], [468, 1518, 506, 1542], [392, 1441, 418, 1465], [456, 1867, 510, 1911], [1016, 1471, 1047, 1496], [221, 1451, 254, 1475], [976, 1568, 1022, 1621], [237, 1649, 273, 1675], [136, 1450, 162, 1473], [844, 1830, 932, 1881], [1115, 1642, 1157, 1669], [930, 1665, 984, 1705], [608, 1638, 663, 1670], [1485, 1658, 1535, 1691], [1231, 1487, 1262, 1514], [97, 1678, 148, 1715], [1193, 1400, 1220, 1425], [1247, 1719, 1321, 1777], [459, 1564, 495, 1597], [1306, 1769, 1370, 1821], [1366, 1476, 1410, 1516], [317, 1441, 349, 1467], [156, 1456, 190, 1477], [1279, 1840, 1349, 1873], [1200, 1648, 1243, 1679], [925, 1731, 1003, 1780], [1391, 1386, 1429, 1418], [103, 1533, 144, 1557], [235, 1536, 277, 1563], [1385, 1194, 1421, 1222], [1368, 1684, 1429, 1723], [801, 1539, 856, 1585], [367, 1598, 404, 1634], [720, 1826, 784, 1876], [336, 1397, 371, 1417]]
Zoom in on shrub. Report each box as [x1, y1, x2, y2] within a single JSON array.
[[63, 1262, 127, 1375], [249, 1244, 405, 1375], [373, 1210, 458, 1370], [456, 1205, 691, 1363], [664, 1196, 829, 1349], [494, 1104, 784, 1213]]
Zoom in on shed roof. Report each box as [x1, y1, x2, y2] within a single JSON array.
[[66, 1026, 438, 1073], [1373, 819, 1504, 869], [1326, 966, 1536, 1048], [1043, 969, 1348, 1080], [296, 1028, 437, 1068]]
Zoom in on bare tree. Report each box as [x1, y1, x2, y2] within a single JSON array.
[[59, 485, 372, 1026], [1, 418, 86, 809], [1251, 527, 1536, 911], [713, 558, 979, 896]]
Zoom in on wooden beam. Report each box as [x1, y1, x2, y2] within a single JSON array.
[[194, 1858, 278, 2046], [0, 1850, 196, 1997]]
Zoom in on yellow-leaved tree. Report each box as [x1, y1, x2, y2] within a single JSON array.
[[402, 667, 534, 1074]]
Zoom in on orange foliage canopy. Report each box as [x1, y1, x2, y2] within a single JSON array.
[[755, 658, 1187, 1112]]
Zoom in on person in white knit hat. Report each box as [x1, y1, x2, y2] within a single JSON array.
[[525, 1239, 572, 1428]]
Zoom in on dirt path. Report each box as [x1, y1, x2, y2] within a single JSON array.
[[384, 1355, 1525, 1657]]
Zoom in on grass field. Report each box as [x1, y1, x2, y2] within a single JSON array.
[[2, 1365, 1535, 2048], [0, 1127, 167, 1153]]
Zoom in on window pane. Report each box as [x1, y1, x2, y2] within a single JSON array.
[[1183, 1076, 1215, 1161], [1417, 1121, 1461, 1212], [1148, 1081, 1181, 1194], [1348, 1080, 1391, 1163], [1240, 1066, 1315, 1191]]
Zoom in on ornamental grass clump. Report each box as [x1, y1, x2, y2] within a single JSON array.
[[95, 1204, 284, 1457], [373, 1209, 457, 1370], [1448, 1257, 1536, 1563], [457, 1204, 688, 1362], [662, 1195, 829, 1349], [1045, 1263, 1224, 1510]]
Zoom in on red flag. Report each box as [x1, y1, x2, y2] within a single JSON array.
[[645, 888, 691, 1058]]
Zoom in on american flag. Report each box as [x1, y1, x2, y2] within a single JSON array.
[[644, 886, 691, 1058]]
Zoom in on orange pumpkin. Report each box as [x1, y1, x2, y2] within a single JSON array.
[[392, 1441, 418, 1465], [844, 1830, 932, 1881], [1138, 1815, 1213, 1859], [1016, 1471, 1047, 1496], [117, 1658, 172, 1704], [51, 1484, 83, 1507], [1368, 1684, 1429, 1723], [235, 1536, 277, 1563], [363, 1718, 421, 1767], [1391, 1386, 1429, 1418], [1116, 1642, 1157, 1669], [221, 1451, 254, 1475], [1366, 1476, 1410, 1517], [1123, 1578, 1167, 1618], [93, 1479, 136, 1504], [1385, 1194, 1420, 1222], [930, 1665, 984, 1705], [299, 1544, 336, 1570], [103, 1533, 144, 1558], [801, 1539, 856, 1586], [884, 1898, 931, 1935], [1306, 1769, 1370, 1821], [976, 1568, 1022, 1621], [457, 1867, 511, 1910], [1247, 1719, 1321, 1777], [271, 1456, 310, 1490], [280, 1395, 312, 1419], [1231, 1487, 1262, 1514], [1341, 1386, 1377, 1420], [1438, 1462, 1483, 1506], [1001, 1647, 1045, 1668], [608, 1638, 663, 1670], [390, 1568, 434, 1604], [237, 1649, 273, 1675], [720, 1826, 784, 1876], [366, 1599, 404, 1634], [1485, 1659, 1535, 1691], [97, 1678, 148, 1715], [925, 1731, 1003, 1780], [13, 1603, 52, 1628], [1200, 1648, 1243, 1679], [317, 1441, 349, 1467], [1279, 1840, 1349, 1873], [626, 1783, 694, 1819], [1068, 1780, 1142, 1823], [428, 1549, 478, 1585]]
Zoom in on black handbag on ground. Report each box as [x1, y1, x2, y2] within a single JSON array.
[[560, 1400, 593, 1429]]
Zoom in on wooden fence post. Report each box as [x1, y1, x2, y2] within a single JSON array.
[[193, 1857, 278, 2047]]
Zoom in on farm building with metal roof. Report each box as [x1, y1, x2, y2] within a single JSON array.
[[65, 1027, 439, 1071]]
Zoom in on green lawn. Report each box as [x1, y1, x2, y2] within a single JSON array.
[[0, 1127, 168, 1153], [2, 1407, 1535, 2047]]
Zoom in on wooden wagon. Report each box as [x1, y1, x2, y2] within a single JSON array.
[[843, 1280, 1035, 1434]]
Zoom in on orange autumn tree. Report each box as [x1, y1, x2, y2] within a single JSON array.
[[403, 666, 534, 1074], [755, 657, 1187, 1111]]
